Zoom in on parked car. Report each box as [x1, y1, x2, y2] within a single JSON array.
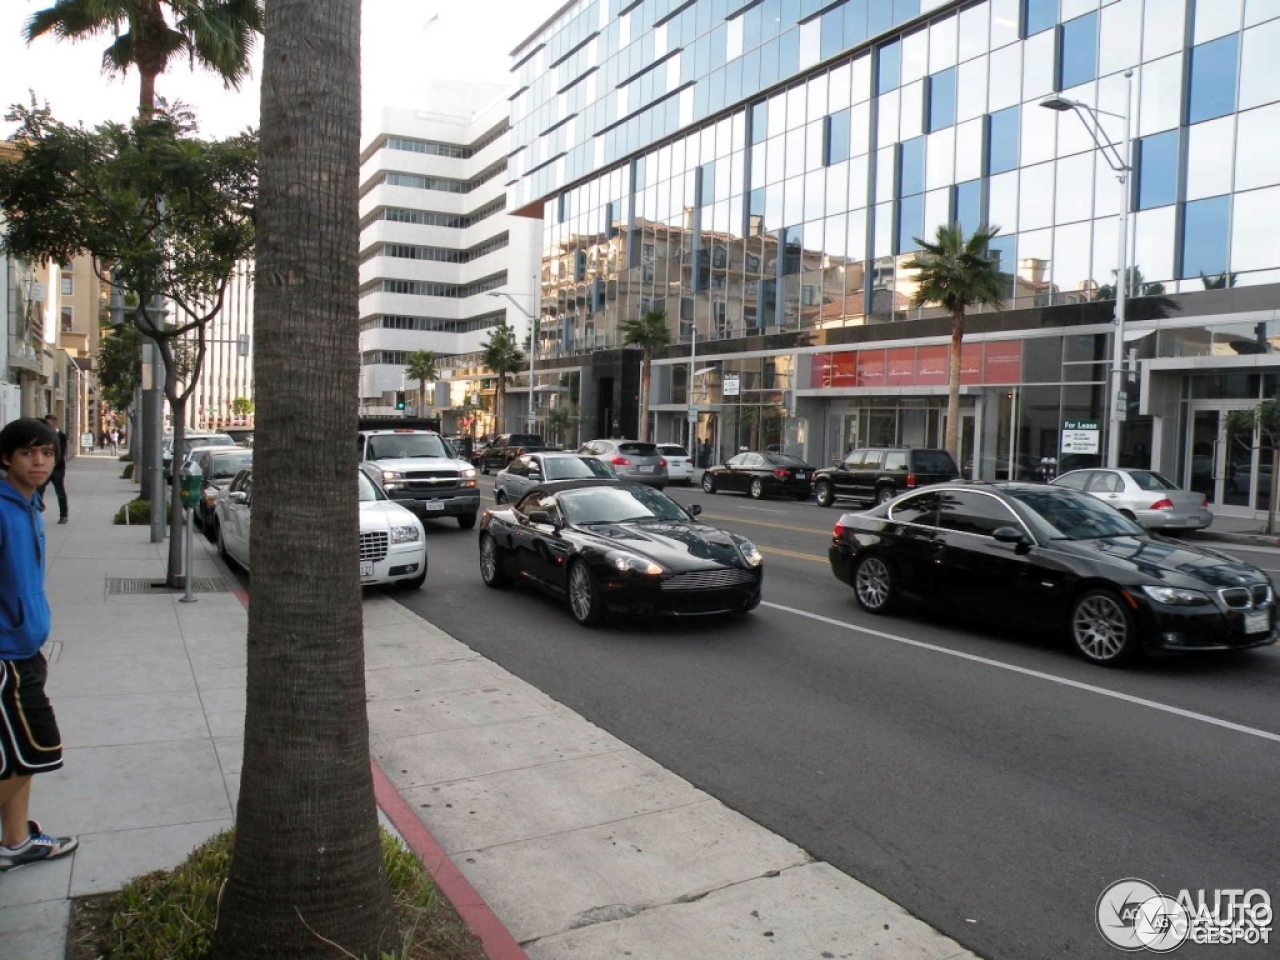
[[813, 447, 959, 507], [656, 444, 695, 484], [478, 479, 763, 625], [476, 434, 549, 474], [701, 451, 815, 500], [216, 468, 428, 589], [163, 432, 235, 477], [578, 439, 669, 488], [1229, 461, 1275, 496], [193, 447, 254, 539], [1051, 468, 1213, 531], [828, 482, 1276, 665], [494, 453, 616, 503]]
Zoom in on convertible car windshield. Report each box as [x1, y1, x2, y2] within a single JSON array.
[[1005, 486, 1146, 540], [558, 485, 689, 525]]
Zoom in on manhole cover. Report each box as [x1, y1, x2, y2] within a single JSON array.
[[106, 577, 231, 595]]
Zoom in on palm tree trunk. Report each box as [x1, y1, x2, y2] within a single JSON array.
[[496, 376, 506, 433], [419, 382, 426, 419], [211, 1, 399, 956], [945, 306, 966, 466], [638, 351, 651, 442]]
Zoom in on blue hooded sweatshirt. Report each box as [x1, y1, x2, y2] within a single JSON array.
[[0, 480, 50, 660]]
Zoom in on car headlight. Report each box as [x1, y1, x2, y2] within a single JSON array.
[[607, 552, 664, 575], [390, 524, 421, 544], [461, 467, 476, 479], [739, 540, 764, 567], [381, 470, 404, 483], [1140, 585, 1212, 606]]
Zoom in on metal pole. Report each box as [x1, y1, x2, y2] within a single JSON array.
[[180, 507, 197, 603], [689, 325, 697, 450], [148, 328, 166, 543], [1107, 70, 1134, 470]]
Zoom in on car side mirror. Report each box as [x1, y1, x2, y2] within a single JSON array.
[[992, 526, 1031, 552], [527, 509, 556, 528], [687, 504, 702, 517], [229, 491, 249, 506]]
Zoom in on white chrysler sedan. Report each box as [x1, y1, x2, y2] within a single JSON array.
[[216, 469, 428, 589]]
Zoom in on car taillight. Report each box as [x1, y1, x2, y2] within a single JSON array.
[[833, 522, 846, 539], [1200, 498, 1209, 509], [773, 468, 789, 479], [611, 456, 631, 466], [1150, 498, 1174, 511], [659, 458, 667, 467], [906, 473, 917, 488]]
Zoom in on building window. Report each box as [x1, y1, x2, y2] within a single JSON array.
[[825, 108, 851, 165], [1180, 195, 1230, 279], [750, 100, 767, 145], [896, 193, 925, 255], [954, 179, 984, 233], [878, 40, 901, 94], [60, 306, 74, 334], [986, 107, 1020, 176], [898, 136, 925, 197], [699, 163, 715, 206], [1024, 0, 1057, 38], [60, 276, 73, 296], [1137, 130, 1179, 209], [927, 68, 957, 133], [1188, 34, 1240, 124], [1057, 12, 1098, 90]]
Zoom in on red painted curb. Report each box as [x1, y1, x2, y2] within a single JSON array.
[[371, 758, 531, 960]]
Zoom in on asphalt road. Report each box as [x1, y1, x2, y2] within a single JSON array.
[[390, 479, 1280, 959]]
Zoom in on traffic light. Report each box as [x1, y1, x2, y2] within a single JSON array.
[[395, 390, 406, 410]]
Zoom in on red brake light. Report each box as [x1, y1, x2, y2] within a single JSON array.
[[773, 468, 788, 479], [1150, 498, 1174, 511], [659, 458, 668, 467], [1200, 498, 1209, 509], [906, 473, 917, 488], [833, 522, 846, 539], [611, 456, 631, 466]]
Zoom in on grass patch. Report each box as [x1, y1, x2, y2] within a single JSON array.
[[67, 828, 488, 960], [119, 451, 134, 462], [113, 499, 150, 525]]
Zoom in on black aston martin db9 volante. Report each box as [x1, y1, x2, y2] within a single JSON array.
[[478, 479, 764, 626], [828, 482, 1277, 666]]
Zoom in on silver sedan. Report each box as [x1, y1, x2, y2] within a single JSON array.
[[493, 453, 616, 503], [1051, 468, 1213, 531]]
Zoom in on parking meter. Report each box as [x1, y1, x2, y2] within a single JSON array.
[[179, 459, 203, 510]]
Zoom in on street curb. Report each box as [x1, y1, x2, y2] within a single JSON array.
[[371, 759, 531, 960], [1183, 531, 1280, 549]]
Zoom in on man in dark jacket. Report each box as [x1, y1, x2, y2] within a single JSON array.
[[37, 415, 69, 524], [0, 417, 77, 870]]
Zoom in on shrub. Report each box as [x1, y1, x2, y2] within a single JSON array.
[[120, 462, 135, 480], [114, 499, 150, 525]]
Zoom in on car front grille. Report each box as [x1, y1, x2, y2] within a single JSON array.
[[360, 531, 389, 563], [661, 568, 756, 591], [1218, 584, 1273, 609], [404, 470, 460, 484]]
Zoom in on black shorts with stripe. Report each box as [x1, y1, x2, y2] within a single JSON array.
[[0, 654, 63, 779]]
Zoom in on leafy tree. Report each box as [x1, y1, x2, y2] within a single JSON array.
[[481, 320, 524, 433], [24, 0, 264, 117], [0, 103, 256, 585], [619, 307, 671, 442], [230, 395, 253, 419], [545, 403, 577, 448], [95, 321, 142, 417], [209, 1, 400, 957], [403, 349, 438, 418], [903, 224, 1006, 463], [1225, 400, 1280, 535]]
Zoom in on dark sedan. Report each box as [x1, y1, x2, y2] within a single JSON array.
[[478, 479, 764, 626], [828, 482, 1277, 666], [701, 451, 815, 500]]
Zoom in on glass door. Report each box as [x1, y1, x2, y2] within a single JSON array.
[[1186, 403, 1258, 511]]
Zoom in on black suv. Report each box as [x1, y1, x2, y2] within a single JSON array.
[[813, 447, 959, 507]]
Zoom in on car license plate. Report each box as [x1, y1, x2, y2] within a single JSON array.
[[1187, 516, 1202, 526], [638, 465, 654, 473], [359, 561, 374, 577], [795, 471, 806, 480], [424, 501, 445, 511], [1245, 611, 1270, 634]]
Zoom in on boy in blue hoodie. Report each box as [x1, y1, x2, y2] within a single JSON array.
[[0, 418, 77, 870]]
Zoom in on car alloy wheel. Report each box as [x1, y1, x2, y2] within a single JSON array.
[[876, 486, 895, 505], [702, 473, 717, 493], [750, 478, 765, 500], [1070, 590, 1137, 665], [568, 560, 604, 626], [494, 488, 507, 504], [815, 480, 834, 507], [853, 555, 895, 613], [479, 533, 509, 588]]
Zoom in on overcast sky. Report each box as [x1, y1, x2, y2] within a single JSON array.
[[2, 0, 564, 140]]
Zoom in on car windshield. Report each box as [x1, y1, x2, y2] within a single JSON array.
[[617, 442, 658, 456], [183, 435, 233, 454], [1128, 470, 1179, 491], [1005, 486, 1146, 540], [658, 445, 688, 457], [911, 451, 957, 473], [543, 457, 614, 480], [206, 453, 253, 480], [559, 485, 689, 525], [367, 434, 449, 459], [357, 471, 385, 502], [766, 453, 806, 466]]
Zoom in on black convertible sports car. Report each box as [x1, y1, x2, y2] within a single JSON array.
[[478, 479, 764, 625], [829, 482, 1277, 666]]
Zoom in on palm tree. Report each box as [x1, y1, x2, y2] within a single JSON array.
[[903, 224, 1005, 464], [404, 349, 438, 418], [620, 307, 671, 442], [210, 0, 399, 956], [481, 320, 524, 433], [25, 0, 264, 117]]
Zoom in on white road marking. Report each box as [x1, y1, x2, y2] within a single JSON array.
[[762, 600, 1280, 745], [739, 505, 788, 514]]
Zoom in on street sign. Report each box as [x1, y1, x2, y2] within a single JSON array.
[[1061, 419, 1101, 454], [723, 375, 740, 397], [1114, 391, 1128, 422], [687, 405, 698, 424]]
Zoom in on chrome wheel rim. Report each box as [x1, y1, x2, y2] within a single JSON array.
[[855, 557, 891, 610], [877, 488, 893, 504], [702, 475, 714, 492], [480, 536, 497, 582], [569, 564, 593, 621], [1073, 594, 1129, 661], [816, 483, 831, 506], [751, 480, 763, 498]]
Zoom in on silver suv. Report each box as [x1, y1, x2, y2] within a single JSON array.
[[578, 439, 669, 488]]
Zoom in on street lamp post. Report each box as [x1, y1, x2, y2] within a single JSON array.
[[487, 289, 538, 432], [1042, 69, 1134, 470]]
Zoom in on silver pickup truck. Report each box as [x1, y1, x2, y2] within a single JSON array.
[[358, 428, 480, 529]]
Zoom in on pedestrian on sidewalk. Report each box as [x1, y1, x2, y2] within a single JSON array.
[[0, 417, 78, 871], [108, 427, 119, 457], [37, 415, 69, 524]]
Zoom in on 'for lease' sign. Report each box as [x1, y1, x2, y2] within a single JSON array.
[[1061, 419, 1101, 454]]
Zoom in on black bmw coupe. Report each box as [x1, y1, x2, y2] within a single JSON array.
[[828, 482, 1277, 666], [478, 479, 764, 625]]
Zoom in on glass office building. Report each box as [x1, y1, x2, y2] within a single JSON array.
[[507, 0, 1280, 518]]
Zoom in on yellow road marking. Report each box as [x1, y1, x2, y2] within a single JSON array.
[[761, 545, 827, 563], [697, 512, 831, 534]]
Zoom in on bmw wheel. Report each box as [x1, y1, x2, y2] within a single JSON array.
[[1070, 589, 1138, 666], [494, 488, 507, 504], [853, 554, 895, 614], [702, 472, 717, 494], [568, 560, 605, 626], [749, 478, 765, 500], [479, 533, 509, 588], [815, 480, 835, 507]]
